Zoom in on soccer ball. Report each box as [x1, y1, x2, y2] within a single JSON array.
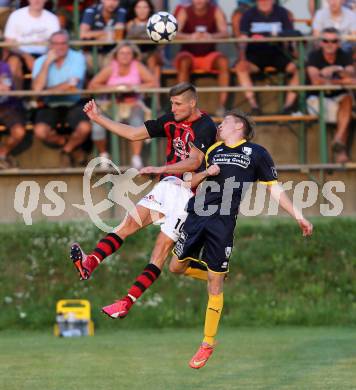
[[146, 11, 178, 43]]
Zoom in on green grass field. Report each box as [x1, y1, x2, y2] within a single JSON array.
[[0, 327, 355, 390]]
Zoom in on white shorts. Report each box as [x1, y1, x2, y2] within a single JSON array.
[[137, 176, 193, 242], [307, 93, 349, 123]]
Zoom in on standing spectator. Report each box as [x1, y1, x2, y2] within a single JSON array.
[[32, 30, 91, 167], [312, 0, 356, 38], [4, 0, 60, 89], [235, 0, 299, 115], [88, 41, 156, 169], [306, 27, 356, 163], [126, 0, 162, 84], [80, 0, 129, 71], [175, 0, 230, 116], [0, 57, 26, 169]]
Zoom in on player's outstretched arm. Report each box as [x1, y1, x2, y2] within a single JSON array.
[[83, 99, 149, 141], [267, 184, 313, 237], [140, 145, 205, 175]]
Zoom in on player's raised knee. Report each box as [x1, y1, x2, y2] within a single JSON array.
[[115, 215, 141, 239]]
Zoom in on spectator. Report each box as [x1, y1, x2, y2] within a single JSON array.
[[88, 41, 156, 169], [173, 0, 221, 17], [0, 1, 11, 35], [312, 0, 356, 39], [32, 30, 91, 167], [306, 27, 356, 163], [4, 0, 60, 89], [175, 0, 229, 116], [309, 0, 356, 16], [150, 0, 164, 10], [0, 57, 26, 169], [231, 0, 255, 37], [80, 0, 129, 71], [235, 0, 299, 115], [231, 0, 292, 37], [126, 0, 163, 84], [27, 0, 97, 29]]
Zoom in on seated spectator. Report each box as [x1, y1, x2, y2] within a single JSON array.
[[231, 0, 255, 37], [0, 58, 26, 169], [235, 0, 299, 115], [231, 0, 292, 37], [309, 0, 356, 16], [80, 0, 128, 72], [175, 0, 229, 116], [32, 30, 91, 167], [126, 0, 163, 84], [306, 27, 356, 163], [173, 0, 221, 17], [312, 0, 356, 44], [51, 0, 96, 31], [4, 0, 60, 89], [88, 41, 156, 169], [0, 1, 12, 35]]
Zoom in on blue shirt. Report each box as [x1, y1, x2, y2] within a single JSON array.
[[81, 4, 127, 28], [0, 61, 18, 107], [32, 49, 86, 107], [81, 4, 127, 53]]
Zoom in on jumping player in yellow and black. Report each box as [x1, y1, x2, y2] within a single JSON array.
[[170, 110, 313, 369]]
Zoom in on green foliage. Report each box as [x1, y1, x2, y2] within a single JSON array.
[[0, 218, 355, 329]]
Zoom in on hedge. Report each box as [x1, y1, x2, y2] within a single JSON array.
[[0, 217, 355, 329]]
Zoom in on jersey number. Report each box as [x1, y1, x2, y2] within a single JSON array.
[[174, 218, 184, 233]]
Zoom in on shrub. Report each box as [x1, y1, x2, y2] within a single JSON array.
[[0, 218, 355, 329]]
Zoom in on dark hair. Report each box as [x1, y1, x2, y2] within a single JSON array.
[[127, 0, 155, 21], [321, 27, 340, 36], [169, 82, 197, 99], [225, 109, 255, 141]]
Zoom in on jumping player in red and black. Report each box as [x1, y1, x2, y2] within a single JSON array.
[[70, 82, 217, 318]]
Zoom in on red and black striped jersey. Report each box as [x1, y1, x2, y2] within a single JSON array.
[[144, 112, 217, 174]]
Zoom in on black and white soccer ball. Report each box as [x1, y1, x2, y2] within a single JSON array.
[[146, 11, 178, 43]]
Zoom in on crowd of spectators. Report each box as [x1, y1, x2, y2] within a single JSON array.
[[0, 0, 355, 169]]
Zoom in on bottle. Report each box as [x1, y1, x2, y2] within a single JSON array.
[[114, 23, 125, 41], [105, 20, 114, 42], [271, 23, 279, 37], [0, 73, 12, 88], [0, 74, 11, 104]]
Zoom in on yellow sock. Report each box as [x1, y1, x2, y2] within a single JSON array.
[[203, 293, 223, 346], [184, 266, 208, 281]]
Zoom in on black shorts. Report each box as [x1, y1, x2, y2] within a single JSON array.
[[173, 213, 236, 273], [35, 102, 89, 134], [247, 50, 291, 72], [0, 105, 26, 129]]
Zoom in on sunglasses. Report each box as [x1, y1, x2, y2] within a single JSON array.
[[322, 39, 339, 44]]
